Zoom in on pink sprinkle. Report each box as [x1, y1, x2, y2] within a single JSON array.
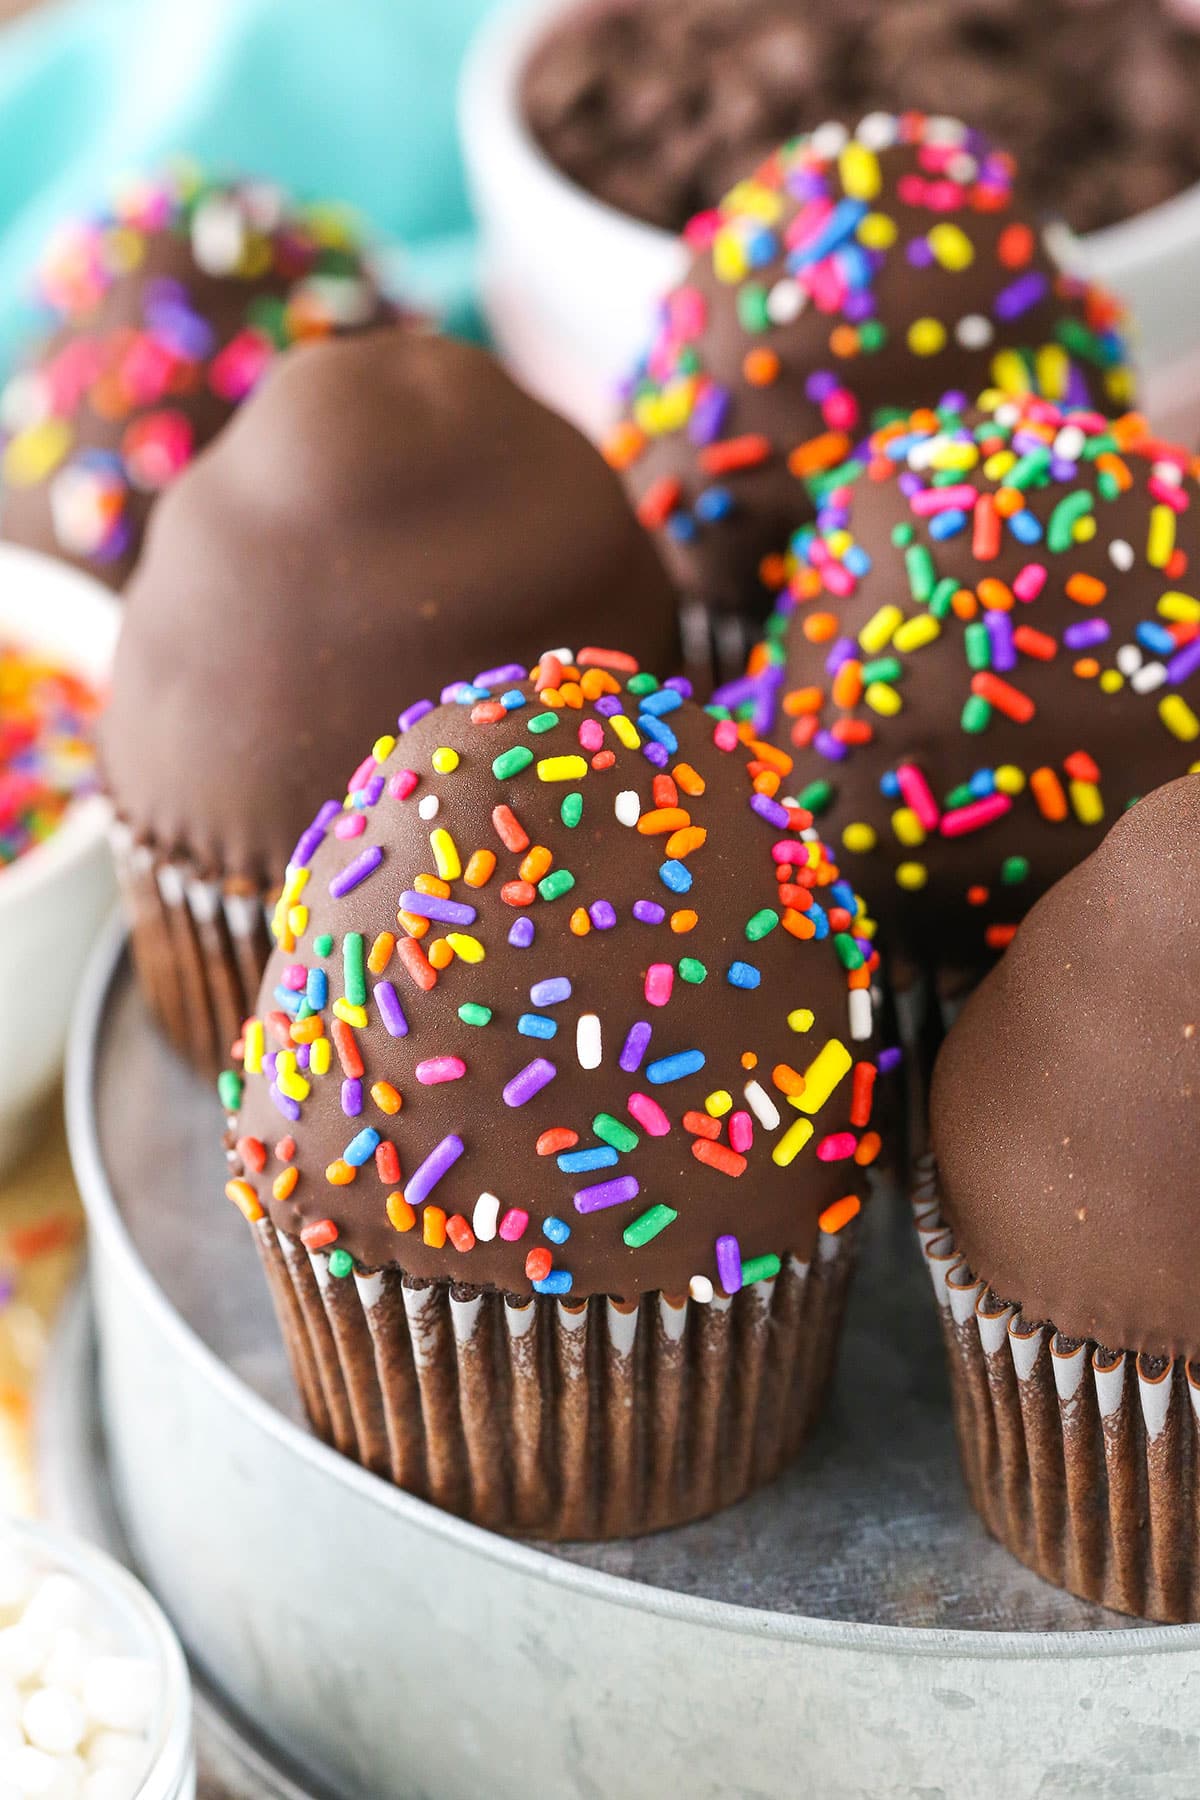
[[1149, 476, 1189, 513], [821, 388, 858, 432], [282, 965, 306, 991], [729, 1111, 754, 1154], [628, 1092, 671, 1137], [498, 1208, 529, 1242], [1013, 563, 1047, 604], [909, 483, 978, 516], [578, 718, 604, 752], [896, 764, 940, 831], [713, 719, 739, 753], [772, 839, 808, 863], [821, 560, 856, 598], [817, 1132, 857, 1162], [668, 285, 707, 338], [415, 1056, 466, 1084], [683, 209, 721, 250], [347, 755, 376, 793], [388, 769, 419, 801], [939, 794, 1012, 839], [644, 963, 674, 1007], [333, 813, 366, 839]]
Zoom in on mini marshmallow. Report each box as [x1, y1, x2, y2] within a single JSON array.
[[79, 1663, 153, 1738], [21, 1692, 84, 1758]]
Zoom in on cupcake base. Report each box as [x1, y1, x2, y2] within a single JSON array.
[[252, 1215, 860, 1540], [915, 1161, 1200, 1624]]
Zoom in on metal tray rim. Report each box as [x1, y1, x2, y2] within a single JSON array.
[[67, 913, 1196, 1660]]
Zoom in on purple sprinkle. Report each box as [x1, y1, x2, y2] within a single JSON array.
[[1064, 364, 1089, 408], [1063, 619, 1110, 650], [750, 793, 791, 829], [633, 900, 666, 924], [475, 662, 527, 688], [263, 1052, 278, 1082], [620, 1020, 652, 1073], [665, 676, 693, 699], [643, 741, 669, 767], [814, 729, 849, 763], [374, 981, 408, 1038], [906, 238, 935, 268], [897, 471, 923, 498], [805, 369, 838, 403], [878, 1046, 903, 1074], [843, 290, 875, 323], [509, 917, 535, 948], [295, 1044, 310, 1071], [1168, 638, 1200, 686], [993, 271, 1050, 321], [398, 891, 477, 926], [688, 384, 730, 447], [711, 675, 760, 709], [289, 824, 325, 868], [270, 1085, 301, 1123], [589, 900, 617, 930], [825, 636, 856, 676], [405, 1134, 464, 1205], [715, 1235, 742, 1295], [503, 1059, 557, 1107], [363, 774, 385, 806], [329, 844, 383, 899], [530, 977, 572, 1006], [594, 695, 623, 717], [397, 699, 434, 734], [985, 611, 1016, 672], [1049, 457, 1078, 484], [341, 1078, 362, 1118], [573, 1175, 640, 1214]]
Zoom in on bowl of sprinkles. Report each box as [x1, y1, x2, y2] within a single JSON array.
[[0, 543, 118, 1172]]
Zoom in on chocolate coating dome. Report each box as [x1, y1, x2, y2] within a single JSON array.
[[100, 331, 683, 885], [931, 774, 1200, 1361], [607, 113, 1133, 618], [223, 657, 886, 1300], [733, 394, 1200, 985], [0, 168, 394, 587]]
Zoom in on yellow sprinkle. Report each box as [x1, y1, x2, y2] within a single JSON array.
[[1035, 341, 1069, 401], [896, 861, 928, 891], [1148, 505, 1177, 570], [839, 140, 882, 200], [2, 419, 72, 487], [537, 755, 589, 782], [287, 904, 308, 939], [929, 442, 981, 473], [372, 734, 396, 763], [891, 807, 925, 847], [864, 682, 902, 717], [1158, 591, 1200, 623], [787, 1008, 815, 1033], [608, 714, 641, 751], [712, 228, 748, 284], [858, 604, 903, 654], [794, 1040, 852, 1115], [857, 211, 897, 250], [892, 614, 941, 654], [1073, 515, 1096, 544], [705, 1090, 733, 1118], [277, 1069, 311, 1103], [994, 765, 1026, 796], [1099, 669, 1124, 694], [431, 746, 459, 774], [842, 822, 877, 854], [1068, 780, 1104, 826], [445, 932, 485, 963], [981, 449, 1017, 483], [1191, 760, 1200, 775], [722, 179, 783, 223], [927, 222, 974, 271], [310, 1039, 331, 1076], [332, 999, 368, 1029], [430, 827, 462, 881], [772, 1117, 814, 1168], [243, 1020, 264, 1076], [907, 317, 947, 357], [991, 348, 1033, 396], [826, 528, 854, 560], [1160, 694, 1200, 742]]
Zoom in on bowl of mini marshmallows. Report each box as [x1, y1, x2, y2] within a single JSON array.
[[0, 1516, 193, 1800]]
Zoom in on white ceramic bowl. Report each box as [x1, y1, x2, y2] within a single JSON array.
[[460, 0, 1200, 441], [0, 546, 119, 1176]]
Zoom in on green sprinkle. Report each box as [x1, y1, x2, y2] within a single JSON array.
[[527, 711, 559, 734], [560, 793, 583, 829], [328, 1248, 354, 1279], [594, 1112, 639, 1153], [858, 319, 886, 353], [678, 957, 708, 984], [313, 933, 333, 958], [493, 746, 534, 779], [745, 908, 780, 942], [796, 778, 833, 814], [929, 577, 958, 619], [736, 282, 770, 333], [1054, 317, 1113, 367], [905, 544, 937, 603], [1000, 855, 1030, 885], [217, 1070, 243, 1112], [623, 1204, 679, 1249], [458, 1003, 493, 1027], [860, 656, 901, 685], [1096, 470, 1121, 502], [890, 521, 915, 548], [343, 932, 367, 1007], [833, 931, 864, 971], [964, 622, 991, 671], [944, 783, 974, 811], [960, 694, 992, 735], [1006, 447, 1052, 491], [740, 1252, 782, 1285], [538, 869, 575, 902], [677, 348, 700, 375], [807, 458, 864, 500], [627, 672, 659, 696], [1047, 490, 1093, 554]]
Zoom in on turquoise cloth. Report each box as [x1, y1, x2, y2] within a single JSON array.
[[0, 0, 496, 367]]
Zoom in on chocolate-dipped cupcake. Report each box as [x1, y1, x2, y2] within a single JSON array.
[[918, 774, 1200, 1621], [219, 654, 889, 1538], [100, 331, 683, 1073], [725, 393, 1200, 1090], [0, 165, 394, 587], [606, 113, 1133, 629]]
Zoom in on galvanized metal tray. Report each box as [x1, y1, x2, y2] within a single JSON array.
[[65, 921, 1200, 1799]]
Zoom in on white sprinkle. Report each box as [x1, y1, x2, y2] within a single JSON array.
[[1131, 661, 1167, 695], [954, 314, 992, 350], [810, 120, 849, 157], [538, 646, 574, 668], [854, 111, 898, 150], [1053, 425, 1086, 463], [849, 987, 874, 1042], [743, 1081, 780, 1131], [926, 115, 969, 145], [688, 1275, 715, 1304], [189, 194, 247, 276], [472, 1194, 499, 1243], [1109, 538, 1135, 572], [576, 1013, 602, 1070], [417, 794, 439, 821], [1116, 643, 1143, 676], [614, 790, 640, 828], [945, 151, 978, 184], [1152, 460, 1183, 487], [766, 279, 805, 326]]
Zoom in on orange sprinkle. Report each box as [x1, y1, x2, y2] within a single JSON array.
[[423, 1206, 447, 1250], [1030, 766, 1069, 822], [772, 1063, 806, 1096], [325, 1159, 355, 1188], [427, 938, 454, 971], [637, 807, 691, 835], [413, 873, 451, 898], [666, 825, 706, 858], [759, 551, 791, 590], [782, 907, 816, 940], [740, 1051, 758, 1070], [367, 931, 396, 975], [854, 1133, 882, 1167], [601, 420, 644, 469], [636, 476, 681, 529], [396, 910, 430, 939], [787, 430, 852, 478], [464, 849, 497, 888], [569, 907, 591, 936], [1065, 573, 1107, 606], [997, 222, 1034, 267], [397, 937, 437, 991], [446, 1214, 476, 1254], [653, 774, 679, 809], [828, 323, 859, 358], [272, 1167, 298, 1202], [803, 612, 839, 644], [832, 660, 863, 709], [289, 1014, 324, 1044], [743, 348, 780, 386], [1073, 657, 1100, 679], [977, 577, 1013, 612], [331, 1018, 364, 1078], [386, 1193, 416, 1233], [783, 685, 825, 716], [698, 433, 771, 475], [371, 1081, 403, 1116], [520, 844, 553, 883], [537, 1128, 577, 1156], [580, 667, 621, 701], [747, 738, 793, 775], [951, 588, 978, 621], [993, 486, 1024, 518], [1095, 451, 1133, 492], [818, 1194, 862, 1235], [670, 909, 698, 933], [225, 1179, 263, 1223], [578, 646, 638, 672]]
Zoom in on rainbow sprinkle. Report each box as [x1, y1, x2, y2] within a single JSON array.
[[0, 643, 101, 866]]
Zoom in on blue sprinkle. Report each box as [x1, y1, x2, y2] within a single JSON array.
[[530, 977, 572, 1006], [880, 771, 901, 798], [305, 968, 328, 1010], [809, 905, 830, 940], [1008, 509, 1043, 544], [746, 224, 778, 267], [829, 880, 856, 913], [273, 985, 304, 1017], [727, 961, 761, 989], [1136, 621, 1176, 657], [508, 917, 535, 949], [695, 486, 734, 523], [534, 1271, 574, 1295], [666, 512, 698, 543], [638, 713, 678, 753], [639, 687, 683, 717], [645, 1049, 706, 1084], [500, 689, 527, 710], [518, 1013, 558, 1040], [344, 1127, 381, 1168], [929, 509, 968, 540], [968, 769, 995, 798], [557, 1146, 619, 1174], [659, 859, 693, 893], [543, 1217, 571, 1244], [843, 544, 873, 576]]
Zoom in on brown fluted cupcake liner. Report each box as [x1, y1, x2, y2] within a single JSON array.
[[915, 1158, 1200, 1623], [251, 1214, 860, 1540], [111, 822, 273, 1076]]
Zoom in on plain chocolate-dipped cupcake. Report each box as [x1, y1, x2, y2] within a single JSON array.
[[605, 113, 1133, 634], [918, 775, 1200, 1621], [724, 392, 1200, 1115], [100, 331, 683, 1075], [0, 164, 395, 588], [219, 654, 889, 1539]]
